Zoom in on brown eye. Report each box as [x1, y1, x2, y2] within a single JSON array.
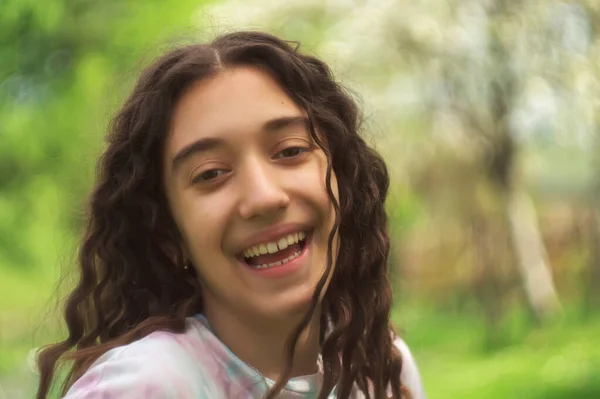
[[193, 169, 228, 183], [275, 147, 308, 159]]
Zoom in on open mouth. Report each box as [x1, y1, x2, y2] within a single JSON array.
[[239, 231, 311, 270]]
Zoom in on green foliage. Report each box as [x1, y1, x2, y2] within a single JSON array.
[[0, 0, 213, 394], [0, 0, 213, 272]]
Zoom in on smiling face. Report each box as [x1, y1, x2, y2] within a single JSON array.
[[162, 66, 339, 325]]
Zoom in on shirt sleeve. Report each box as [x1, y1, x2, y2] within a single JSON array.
[[62, 346, 206, 399], [394, 337, 427, 399]]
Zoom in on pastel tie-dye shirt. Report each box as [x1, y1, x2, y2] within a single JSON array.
[[64, 314, 426, 398]]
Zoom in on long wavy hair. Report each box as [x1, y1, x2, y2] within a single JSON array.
[[36, 31, 409, 399]]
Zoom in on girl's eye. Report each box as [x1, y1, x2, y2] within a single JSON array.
[[275, 147, 308, 159], [193, 169, 228, 183]]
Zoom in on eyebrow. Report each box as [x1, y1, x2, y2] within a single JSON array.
[[170, 115, 309, 173], [263, 115, 308, 132]]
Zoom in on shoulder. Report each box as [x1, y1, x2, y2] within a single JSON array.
[[63, 320, 219, 399], [393, 337, 427, 399]]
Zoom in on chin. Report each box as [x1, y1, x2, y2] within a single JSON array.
[[261, 287, 318, 320]]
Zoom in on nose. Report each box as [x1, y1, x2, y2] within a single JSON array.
[[237, 160, 290, 220]]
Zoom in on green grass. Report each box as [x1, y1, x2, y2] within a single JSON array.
[[394, 305, 600, 398]]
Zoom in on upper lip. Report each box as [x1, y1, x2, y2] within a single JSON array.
[[236, 223, 311, 255]]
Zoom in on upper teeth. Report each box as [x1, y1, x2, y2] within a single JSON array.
[[243, 231, 306, 258]]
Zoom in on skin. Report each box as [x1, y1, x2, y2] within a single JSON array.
[[162, 66, 339, 380]]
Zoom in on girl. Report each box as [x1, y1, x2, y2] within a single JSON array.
[[36, 31, 426, 399]]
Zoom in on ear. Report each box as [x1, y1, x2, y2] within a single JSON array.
[[180, 244, 193, 266], [157, 237, 188, 267]]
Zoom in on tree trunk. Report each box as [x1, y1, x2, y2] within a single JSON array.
[[484, 0, 561, 322], [471, 212, 504, 348], [505, 190, 562, 322]]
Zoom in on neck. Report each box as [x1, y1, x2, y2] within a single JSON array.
[[204, 306, 322, 381]]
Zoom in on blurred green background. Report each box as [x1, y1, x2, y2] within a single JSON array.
[[1, 0, 600, 398]]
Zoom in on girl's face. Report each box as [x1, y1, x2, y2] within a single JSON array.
[[163, 66, 339, 322]]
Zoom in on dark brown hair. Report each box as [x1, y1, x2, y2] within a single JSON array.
[[36, 31, 409, 399]]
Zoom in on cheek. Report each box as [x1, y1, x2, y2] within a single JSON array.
[[294, 173, 335, 219], [315, 151, 339, 205], [318, 171, 339, 214], [175, 197, 224, 262], [304, 153, 339, 206]]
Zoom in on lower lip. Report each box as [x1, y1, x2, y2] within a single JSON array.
[[243, 234, 311, 278]]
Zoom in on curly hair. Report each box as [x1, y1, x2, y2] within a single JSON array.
[[36, 31, 410, 399]]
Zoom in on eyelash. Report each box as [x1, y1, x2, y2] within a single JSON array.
[[192, 169, 229, 184], [273, 146, 309, 159], [192, 146, 310, 184]]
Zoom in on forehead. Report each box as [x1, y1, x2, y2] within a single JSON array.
[[166, 66, 304, 158]]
